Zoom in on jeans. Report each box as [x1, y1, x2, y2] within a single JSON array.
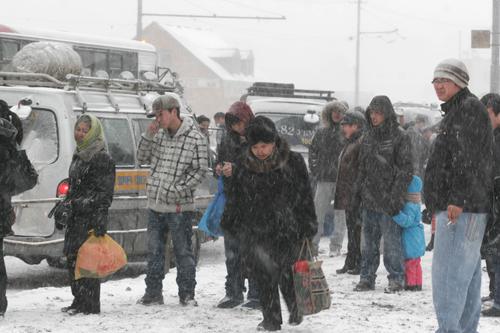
[[312, 182, 346, 252], [360, 209, 404, 286], [0, 238, 7, 314], [432, 211, 486, 333], [144, 210, 196, 298], [224, 232, 259, 301]]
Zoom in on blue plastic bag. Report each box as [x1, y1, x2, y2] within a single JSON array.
[[198, 176, 225, 237]]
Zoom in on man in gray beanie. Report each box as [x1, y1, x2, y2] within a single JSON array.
[[425, 58, 494, 332]]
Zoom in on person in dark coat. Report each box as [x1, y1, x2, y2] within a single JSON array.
[[425, 59, 493, 332], [309, 101, 346, 256], [0, 105, 23, 318], [352, 95, 413, 293], [59, 114, 115, 315], [221, 116, 317, 331], [334, 111, 366, 275], [481, 93, 500, 317], [214, 101, 260, 309]]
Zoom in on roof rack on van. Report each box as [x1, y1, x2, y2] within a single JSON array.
[[0, 72, 178, 94], [245, 82, 335, 101]]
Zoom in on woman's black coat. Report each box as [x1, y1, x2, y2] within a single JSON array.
[[63, 151, 115, 256], [221, 140, 317, 252]]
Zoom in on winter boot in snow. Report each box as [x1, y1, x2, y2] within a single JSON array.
[[336, 265, 349, 274], [217, 295, 244, 308], [347, 267, 360, 275], [482, 305, 500, 317], [257, 320, 281, 331], [180, 295, 198, 307], [289, 311, 303, 326], [241, 299, 261, 310], [354, 280, 374, 291], [137, 293, 164, 306], [384, 281, 403, 294]]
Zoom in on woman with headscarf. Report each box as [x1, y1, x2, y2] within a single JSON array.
[[59, 114, 115, 315], [221, 116, 317, 331]]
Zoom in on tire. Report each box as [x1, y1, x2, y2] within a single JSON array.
[[46, 257, 68, 269]]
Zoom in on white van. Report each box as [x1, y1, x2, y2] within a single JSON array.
[[2, 72, 214, 267]]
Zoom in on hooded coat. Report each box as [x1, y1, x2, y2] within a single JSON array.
[[308, 103, 345, 182], [353, 96, 414, 216], [424, 87, 493, 213], [63, 116, 115, 256], [392, 176, 426, 259]]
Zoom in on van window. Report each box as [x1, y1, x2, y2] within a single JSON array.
[[132, 118, 153, 147], [21, 109, 58, 164], [99, 118, 135, 166]]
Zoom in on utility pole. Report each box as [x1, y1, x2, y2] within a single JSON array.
[[136, 0, 285, 40], [491, 0, 500, 93], [137, 0, 143, 39], [353, 0, 398, 107], [354, 0, 361, 107]]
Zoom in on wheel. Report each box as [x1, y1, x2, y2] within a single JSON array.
[[46, 257, 68, 269]]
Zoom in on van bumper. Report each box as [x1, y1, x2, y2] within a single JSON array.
[[3, 234, 64, 264]]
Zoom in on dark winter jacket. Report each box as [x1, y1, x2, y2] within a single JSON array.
[[424, 88, 493, 213], [392, 176, 426, 259], [485, 127, 500, 253], [353, 95, 414, 216], [334, 130, 363, 211], [63, 151, 115, 256], [0, 118, 19, 238], [221, 139, 317, 247], [308, 112, 345, 182]]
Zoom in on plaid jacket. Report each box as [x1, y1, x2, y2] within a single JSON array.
[[137, 116, 208, 212]]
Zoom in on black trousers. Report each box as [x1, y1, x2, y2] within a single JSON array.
[[244, 241, 299, 327], [67, 254, 100, 313], [343, 209, 361, 270], [0, 238, 7, 314]]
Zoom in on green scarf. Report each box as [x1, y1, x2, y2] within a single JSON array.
[[75, 114, 106, 161]]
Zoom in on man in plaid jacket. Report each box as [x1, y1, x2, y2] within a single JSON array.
[[136, 95, 208, 307]]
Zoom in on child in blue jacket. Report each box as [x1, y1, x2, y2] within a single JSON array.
[[392, 175, 426, 291]]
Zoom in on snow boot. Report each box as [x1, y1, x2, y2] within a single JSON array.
[[217, 295, 244, 308], [180, 295, 198, 307], [384, 281, 403, 294], [482, 305, 500, 317], [354, 280, 375, 291], [241, 299, 261, 310], [257, 320, 281, 331], [137, 293, 164, 306]]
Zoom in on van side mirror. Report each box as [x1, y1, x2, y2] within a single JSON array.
[[10, 97, 33, 120]]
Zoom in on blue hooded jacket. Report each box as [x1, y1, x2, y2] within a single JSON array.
[[392, 175, 426, 259]]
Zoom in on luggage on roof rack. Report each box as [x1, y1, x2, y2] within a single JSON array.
[[246, 82, 335, 101]]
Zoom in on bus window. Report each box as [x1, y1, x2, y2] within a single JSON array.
[[109, 52, 122, 77], [99, 117, 135, 167], [93, 52, 107, 73], [1, 39, 21, 61]]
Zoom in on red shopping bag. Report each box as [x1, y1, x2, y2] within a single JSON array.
[[75, 232, 127, 280]]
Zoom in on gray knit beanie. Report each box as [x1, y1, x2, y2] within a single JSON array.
[[433, 58, 469, 88]]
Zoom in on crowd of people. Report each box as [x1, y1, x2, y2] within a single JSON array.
[[1, 57, 499, 333]]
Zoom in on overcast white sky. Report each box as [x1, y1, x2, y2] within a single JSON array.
[[0, 0, 494, 105]]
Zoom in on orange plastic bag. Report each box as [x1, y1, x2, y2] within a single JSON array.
[[75, 232, 127, 280]]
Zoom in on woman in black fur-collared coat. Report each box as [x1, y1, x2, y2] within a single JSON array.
[[221, 116, 317, 331]]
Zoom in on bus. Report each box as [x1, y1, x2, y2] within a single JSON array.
[[0, 24, 157, 79]]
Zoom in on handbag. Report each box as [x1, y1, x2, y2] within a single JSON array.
[[197, 176, 225, 237], [292, 239, 331, 316], [75, 231, 128, 279], [3, 149, 38, 195]]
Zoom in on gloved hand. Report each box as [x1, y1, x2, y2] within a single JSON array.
[[422, 208, 433, 225], [93, 223, 106, 237], [93, 210, 108, 237]]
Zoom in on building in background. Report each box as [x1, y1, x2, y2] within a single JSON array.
[[141, 22, 254, 117]]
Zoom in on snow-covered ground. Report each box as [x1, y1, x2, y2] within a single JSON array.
[[2, 229, 500, 333]]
